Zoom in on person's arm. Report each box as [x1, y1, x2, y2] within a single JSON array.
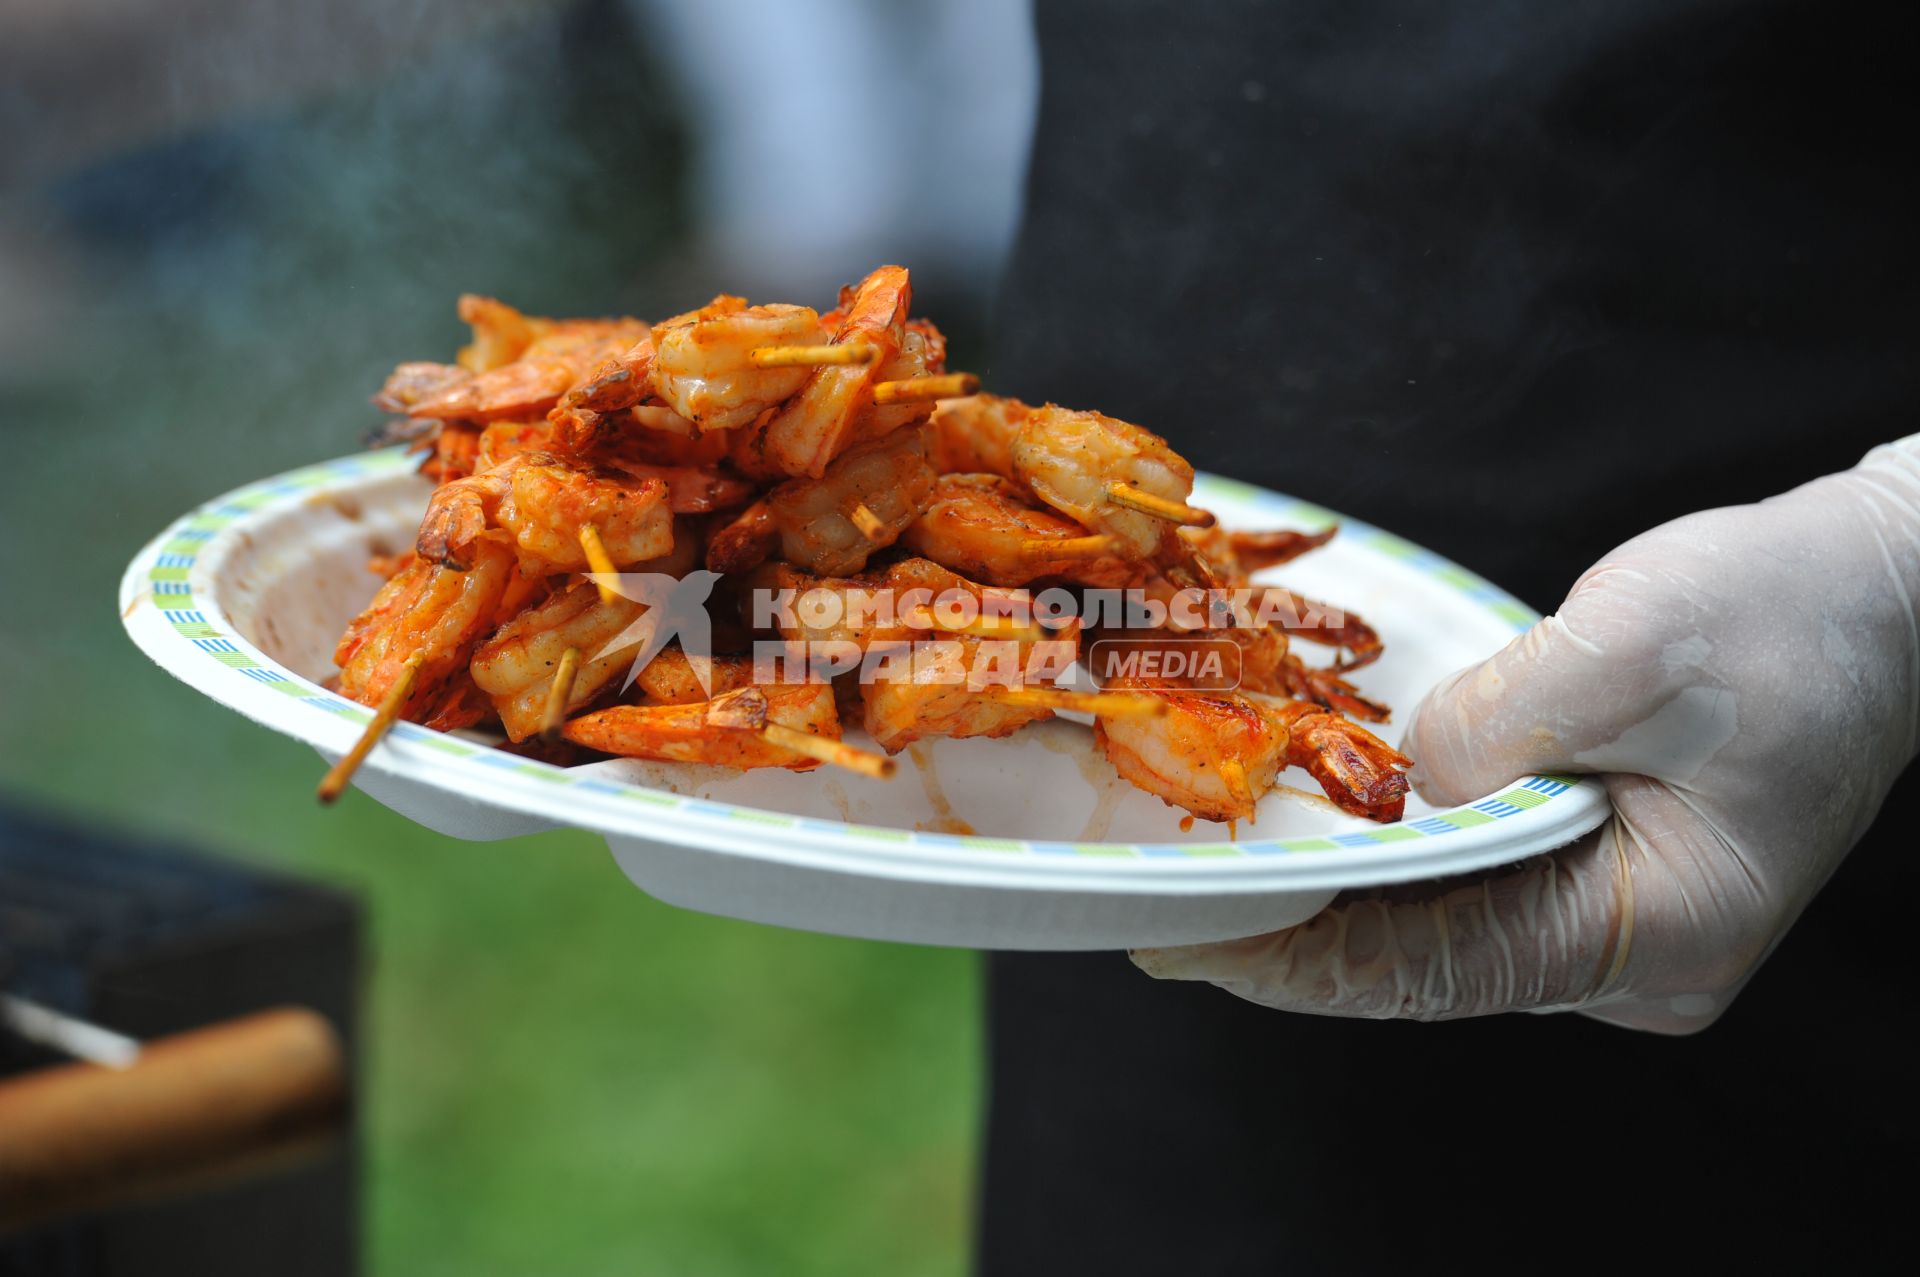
[[1133, 436, 1920, 1033]]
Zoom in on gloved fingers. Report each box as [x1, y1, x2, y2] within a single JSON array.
[[1131, 823, 1632, 1021], [1402, 564, 1694, 807], [1132, 775, 1770, 1031]]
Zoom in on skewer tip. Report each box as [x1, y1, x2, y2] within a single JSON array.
[[990, 686, 1168, 719], [578, 524, 621, 606], [761, 721, 897, 779], [1103, 481, 1215, 528], [870, 372, 981, 406], [749, 343, 877, 368], [847, 502, 888, 541], [540, 647, 584, 743], [317, 652, 425, 804], [1219, 757, 1252, 806]]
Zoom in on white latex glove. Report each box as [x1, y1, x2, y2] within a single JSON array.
[[1133, 437, 1920, 1033]]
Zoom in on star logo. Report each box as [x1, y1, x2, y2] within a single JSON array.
[[586, 570, 727, 698]]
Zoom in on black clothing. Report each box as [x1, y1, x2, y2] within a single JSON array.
[[980, 3, 1919, 1272]]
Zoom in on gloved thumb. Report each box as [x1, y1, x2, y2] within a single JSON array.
[[1402, 563, 1676, 806]]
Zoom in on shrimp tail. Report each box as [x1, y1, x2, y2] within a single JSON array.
[[706, 500, 781, 573], [1283, 659, 1393, 722], [1257, 585, 1384, 670], [559, 335, 656, 416], [1278, 705, 1411, 822], [1224, 525, 1338, 572], [417, 492, 488, 569]]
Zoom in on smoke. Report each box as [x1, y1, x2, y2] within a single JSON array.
[[4, 1, 687, 444], [0, 0, 1038, 788], [0, 0, 692, 774]]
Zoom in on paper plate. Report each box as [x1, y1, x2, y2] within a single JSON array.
[[120, 448, 1609, 949]]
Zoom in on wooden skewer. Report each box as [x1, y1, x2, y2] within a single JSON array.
[[847, 503, 888, 541], [578, 524, 620, 607], [707, 688, 898, 779], [1021, 534, 1119, 560], [1219, 757, 1252, 807], [1103, 481, 1216, 528], [317, 652, 424, 804], [989, 687, 1168, 718], [749, 343, 877, 368], [539, 647, 583, 742], [761, 722, 897, 779], [870, 373, 980, 405]]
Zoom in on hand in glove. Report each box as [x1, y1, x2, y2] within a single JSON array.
[[1133, 438, 1920, 1033]]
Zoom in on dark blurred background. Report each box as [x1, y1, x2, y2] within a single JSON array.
[[0, 1, 1036, 1271]]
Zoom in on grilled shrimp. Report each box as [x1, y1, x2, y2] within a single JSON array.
[[1095, 686, 1287, 824], [602, 458, 756, 516], [591, 427, 759, 514], [930, 396, 1213, 582], [416, 422, 482, 484], [855, 318, 945, 441], [1095, 680, 1409, 823], [564, 682, 841, 771], [467, 522, 707, 740], [739, 556, 1068, 753], [858, 558, 1067, 753], [552, 335, 655, 425], [496, 461, 679, 574], [410, 318, 650, 423], [631, 645, 759, 705], [652, 297, 826, 431], [469, 580, 646, 741], [375, 362, 472, 414], [904, 317, 947, 375], [901, 473, 1140, 588], [780, 284, 947, 436], [722, 414, 790, 483], [416, 453, 673, 574], [476, 419, 554, 470], [926, 393, 1028, 479], [334, 539, 516, 725], [765, 423, 935, 576], [455, 294, 544, 371], [762, 265, 912, 478], [706, 500, 781, 575], [735, 560, 896, 651], [549, 296, 825, 454], [1265, 698, 1411, 821], [707, 423, 935, 576], [553, 401, 743, 473], [553, 296, 820, 421], [859, 640, 1058, 754], [1010, 404, 1207, 582], [620, 406, 737, 466]]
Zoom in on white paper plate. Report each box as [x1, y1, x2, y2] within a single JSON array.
[[120, 448, 1609, 949]]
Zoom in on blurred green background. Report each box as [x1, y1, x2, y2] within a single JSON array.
[[1, 1, 1037, 1270]]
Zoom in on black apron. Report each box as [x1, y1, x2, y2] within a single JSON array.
[[979, 3, 1919, 1271]]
